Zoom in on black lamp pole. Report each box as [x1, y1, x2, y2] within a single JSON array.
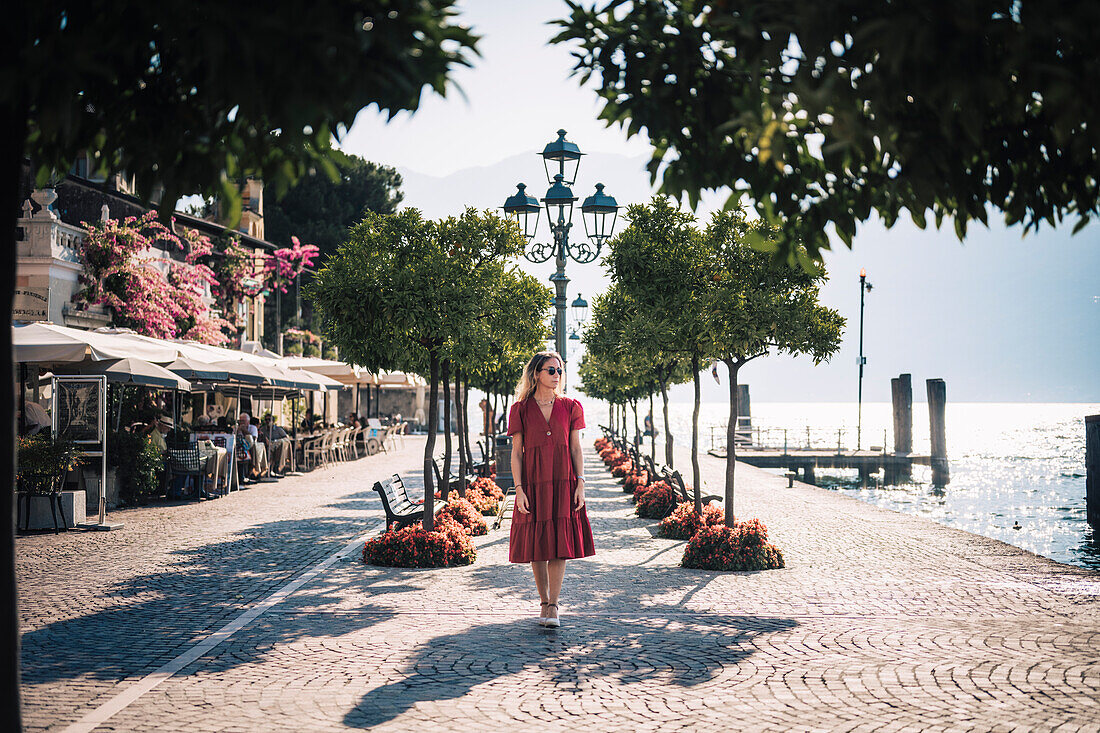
[[857, 268, 872, 450]]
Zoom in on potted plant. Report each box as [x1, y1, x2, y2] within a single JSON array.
[[17, 435, 81, 495]]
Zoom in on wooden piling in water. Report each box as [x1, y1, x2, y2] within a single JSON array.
[[926, 379, 949, 486], [736, 384, 751, 445], [1087, 415, 1100, 530], [889, 374, 913, 483]]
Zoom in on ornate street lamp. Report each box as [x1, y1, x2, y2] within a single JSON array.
[[501, 130, 619, 373]]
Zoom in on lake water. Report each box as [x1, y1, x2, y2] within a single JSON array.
[[590, 400, 1100, 571]]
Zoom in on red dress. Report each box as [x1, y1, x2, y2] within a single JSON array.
[[507, 396, 596, 563]]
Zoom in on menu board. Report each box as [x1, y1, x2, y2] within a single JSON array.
[[52, 376, 105, 444]]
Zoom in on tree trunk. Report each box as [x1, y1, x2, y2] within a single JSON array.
[[423, 350, 440, 531], [660, 380, 673, 468], [631, 399, 639, 451], [724, 358, 740, 528], [649, 391, 656, 463], [454, 364, 466, 493], [441, 358, 452, 501], [463, 377, 473, 472], [608, 401, 613, 433], [691, 353, 702, 515], [2, 97, 26, 730]]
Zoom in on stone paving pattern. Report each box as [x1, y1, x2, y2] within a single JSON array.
[[16, 434, 1100, 731]]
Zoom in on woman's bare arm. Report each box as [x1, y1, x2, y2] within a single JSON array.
[[570, 429, 585, 509], [511, 431, 528, 513]]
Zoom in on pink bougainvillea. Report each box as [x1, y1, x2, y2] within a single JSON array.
[[265, 236, 320, 294], [77, 212, 235, 344], [78, 212, 316, 345]]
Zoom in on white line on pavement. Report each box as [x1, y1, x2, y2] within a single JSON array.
[[60, 521, 383, 733]]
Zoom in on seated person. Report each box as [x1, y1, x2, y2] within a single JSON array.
[[258, 414, 291, 476], [20, 400, 51, 437], [235, 412, 266, 481], [146, 414, 173, 456], [233, 429, 254, 485]]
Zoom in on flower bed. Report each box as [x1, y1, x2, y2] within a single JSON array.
[[635, 480, 676, 518], [362, 515, 476, 568], [658, 501, 725, 539], [610, 459, 634, 478], [623, 470, 649, 494], [681, 519, 785, 571], [437, 498, 488, 536], [466, 477, 504, 515]]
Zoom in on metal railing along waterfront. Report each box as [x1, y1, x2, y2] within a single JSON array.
[[708, 424, 890, 455]]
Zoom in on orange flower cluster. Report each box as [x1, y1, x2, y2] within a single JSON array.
[[681, 519, 785, 571], [623, 469, 649, 494], [465, 477, 504, 515], [657, 501, 725, 540], [437, 497, 488, 536], [362, 515, 476, 568]]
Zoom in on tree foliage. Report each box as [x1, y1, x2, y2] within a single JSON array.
[[701, 210, 845, 525], [309, 208, 547, 526], [265, 151, 404, 256], [601, 198, 706, 481], [554, 1, 1100, 262], [16, 1, 477, 213]]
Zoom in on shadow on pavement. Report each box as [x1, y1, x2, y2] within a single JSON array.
[[342, 611, 797, 728], [19, 509, 408, 686]]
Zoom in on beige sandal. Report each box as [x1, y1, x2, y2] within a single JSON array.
[[543, 602, 560, 628]]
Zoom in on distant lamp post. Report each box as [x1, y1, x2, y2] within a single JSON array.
[[571, 293, 589, 331], [502, 130, 619, 371], [857, 268, 874, 450]]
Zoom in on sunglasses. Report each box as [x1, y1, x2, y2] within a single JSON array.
[[541, 367, 564, 376]]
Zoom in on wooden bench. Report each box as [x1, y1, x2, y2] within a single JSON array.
[[432, 457, 476, 498], [664, 468, 723, 505], [372, 473, 428, 531]]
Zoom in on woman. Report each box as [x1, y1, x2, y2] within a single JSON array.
[[508, 351, 595, 628]]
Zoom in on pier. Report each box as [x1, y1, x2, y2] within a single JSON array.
[[708, 374, 949, 486], [712, 447, 934, 485]]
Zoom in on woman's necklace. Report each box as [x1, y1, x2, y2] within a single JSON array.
[[535, 396, 555, 406]]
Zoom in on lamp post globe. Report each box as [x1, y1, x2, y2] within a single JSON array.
[[580, 183, 618, 247], [502, 183, 541, 241], [571, 293, 589, 329], [540, 128, 583, 186]]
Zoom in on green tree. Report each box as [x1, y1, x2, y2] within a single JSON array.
[[310, 208, 535, 527], [457, 269, 550, 484], [5, 3, 477, 720], [554, 1, 1099, 263], [702, 210, 845, 526], [435, 216, 550, 499], [603, 197, 711, 510]]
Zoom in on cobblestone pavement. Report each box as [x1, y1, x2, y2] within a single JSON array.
[[18, 436, 1100, 732]]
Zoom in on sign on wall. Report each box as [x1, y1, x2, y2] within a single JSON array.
[[13, 287, 49, 322]]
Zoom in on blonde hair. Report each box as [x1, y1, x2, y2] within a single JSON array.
[[513, 351, 564, 403]]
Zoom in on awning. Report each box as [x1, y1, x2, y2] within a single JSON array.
[[165, 357, 230, 382], [14, 323, 178, 364], [283, 355, 373, 385], [54, 357, 191, 391]]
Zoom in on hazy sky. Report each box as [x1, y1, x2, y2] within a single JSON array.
[[340, 0, 1100, 404]]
